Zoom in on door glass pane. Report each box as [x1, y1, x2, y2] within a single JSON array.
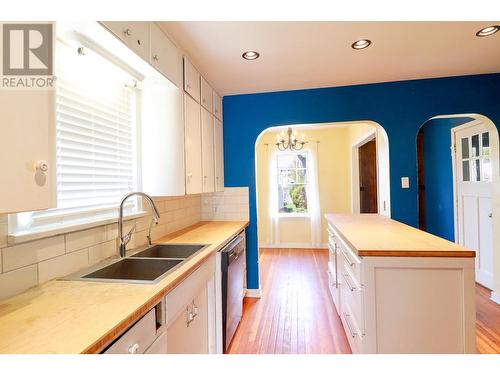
[[482, 132, 490, 156], [471, 134, 480, 157], [482, 158, 491, 181], [461, 137, 469, 159], [462, 160, 470, 182], [474, 158, 481, 182]]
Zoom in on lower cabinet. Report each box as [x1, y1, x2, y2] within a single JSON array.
[[165, 254, 216, 354]]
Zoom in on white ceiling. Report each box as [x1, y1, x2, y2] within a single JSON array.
[[159, 21, 500, 96]]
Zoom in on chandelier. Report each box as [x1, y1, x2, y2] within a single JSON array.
[[276, 127, 307, 151]]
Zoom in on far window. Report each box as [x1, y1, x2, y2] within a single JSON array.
[[277, 153, 309, 214]]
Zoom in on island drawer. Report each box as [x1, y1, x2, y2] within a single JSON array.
[[340, 264, 364, 335]]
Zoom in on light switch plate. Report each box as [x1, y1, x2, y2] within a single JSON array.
[[401, 177, 410, 189]]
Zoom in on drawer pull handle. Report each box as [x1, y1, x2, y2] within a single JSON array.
[[128, 343, 140, 354], [343, 273, 356, 291], [344, 314, 358, 338], [341, 248, 355, 267]]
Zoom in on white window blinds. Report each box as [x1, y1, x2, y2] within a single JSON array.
[[23, 39, 139, 229]]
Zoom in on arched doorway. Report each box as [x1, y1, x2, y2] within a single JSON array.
[[416, 114, 499, 296]]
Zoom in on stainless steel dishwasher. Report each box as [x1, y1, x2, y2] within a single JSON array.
[[221, 231, 246, 353]]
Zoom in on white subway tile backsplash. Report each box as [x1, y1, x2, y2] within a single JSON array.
[[0, 265, 38, 300], [2, 236, 65, 273], [38, 248, 89, 284], [65, 227, 106, 253], [0, 194, 202, 301], [89, 240, 116, 265], [201, 187, 249, 221]]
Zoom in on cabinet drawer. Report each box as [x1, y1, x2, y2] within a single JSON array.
[[337, 241, 361, 285], [150, 23, 180, 86], [165, 255, 215, 324], [201, 77, 213, 112], [340, 302, 363, 354], [104, 309, 156, 354], [183, 57, 201, 103], [340, 264, 364, 335], [328, 263, 341, 315]]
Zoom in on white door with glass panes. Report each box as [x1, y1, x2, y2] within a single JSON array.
[[455, 124, 493, 289]]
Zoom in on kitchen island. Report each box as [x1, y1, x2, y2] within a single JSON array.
[[325, 213, 476, 354]]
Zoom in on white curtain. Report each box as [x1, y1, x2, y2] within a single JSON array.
[[306, 141, 322, 247], [267, 146, 280, 245]]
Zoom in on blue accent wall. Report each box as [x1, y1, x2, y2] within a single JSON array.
[[222, 74, 500, 290], [421, 117, 474, 241]]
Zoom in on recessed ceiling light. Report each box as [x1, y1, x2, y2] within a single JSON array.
[[242, 51, 260, 60], [476, 25, 500, 37], [351, 39, 372, 50]]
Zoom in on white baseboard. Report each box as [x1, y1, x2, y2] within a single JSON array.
[[258, 242, 328, 249], [490, 291, 500, 305], [245, 288, 262, 298]]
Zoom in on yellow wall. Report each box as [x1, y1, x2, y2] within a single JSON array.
[[256, 126, 352, 246]]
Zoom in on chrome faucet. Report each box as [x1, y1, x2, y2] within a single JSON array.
[[118, 192, 160, 258]]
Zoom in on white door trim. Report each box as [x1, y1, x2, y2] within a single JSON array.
[[351, 129, 377, 214]]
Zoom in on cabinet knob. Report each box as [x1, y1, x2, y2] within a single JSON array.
[[489, 213, 493, 218], [128, 343, 140, 354], [123, 28, 132, 36], [36, 160, 49, 172], [153, 54, 159, 61]]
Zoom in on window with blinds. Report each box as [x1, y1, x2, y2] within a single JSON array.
[[18, 39, 140, 230]]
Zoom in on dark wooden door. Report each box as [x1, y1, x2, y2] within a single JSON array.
[[359, 139, 378, 213], [417, 128, 426, 230]]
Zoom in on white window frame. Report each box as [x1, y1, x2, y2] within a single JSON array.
[[276, 151, 310, 217], [9, 35, 145, 240]]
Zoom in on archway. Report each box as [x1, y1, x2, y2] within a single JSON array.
[[416, 113, 500, 300]]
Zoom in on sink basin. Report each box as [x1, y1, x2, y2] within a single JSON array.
[[130, 244, 208, 259], [80, 258, 183, 283]]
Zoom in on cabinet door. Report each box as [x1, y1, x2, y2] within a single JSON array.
[[0, 90, 55, 213], [200, 77, 213, 113], [101, 22, 150, 62], [201, 109, 215, 193], [183, 57, 201, 103], [150, 23, 180, 87], [184, 94, 203, 194], [166, 286, 209, 354], [213, 91, 222, 120], [214, 118, 225, 192]]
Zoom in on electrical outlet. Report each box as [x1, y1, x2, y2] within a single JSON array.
[[401, 177, 410, 189]]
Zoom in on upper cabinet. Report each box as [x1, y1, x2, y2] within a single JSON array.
[[214, 118, 225, 192], [150, 23, 180, 87], [184, 94, 203, 195], [213, 92, 222, 120], [183, 57, 201, 103], [101, 22, 151, 62], [0, 90, 55, 214], [201, 108, 215, 193], [201, 77, 213, 113]]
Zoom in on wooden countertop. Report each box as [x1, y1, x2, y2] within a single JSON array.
[[0, 221, 248, 354], [325, 214, 475, 258]]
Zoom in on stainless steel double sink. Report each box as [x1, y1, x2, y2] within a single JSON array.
[[64, 244, 209, 284]]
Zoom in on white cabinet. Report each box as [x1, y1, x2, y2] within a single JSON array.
[[150, 23, 180, 87], [201, 77, 213, 112], [0, 90, 55, 214], [184, 94, 203, 194], [214, 118, 225, 192], [165, 254, 216, 354], [326, 220, 476, 354], [101, 22, 150, 62], [213, 91, 222, 120], [201, 108, 215, 193], [183, 57, 201, 103]]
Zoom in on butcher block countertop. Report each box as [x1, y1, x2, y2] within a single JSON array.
[[325, 214, 475, 258], [0, 221, 248, 354]]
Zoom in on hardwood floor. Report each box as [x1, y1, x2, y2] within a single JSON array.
[[228, 248, 500, 354], [228, 248, 351, 354]]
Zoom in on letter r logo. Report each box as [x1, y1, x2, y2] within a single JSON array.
[[2, 23, 53, 76]]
